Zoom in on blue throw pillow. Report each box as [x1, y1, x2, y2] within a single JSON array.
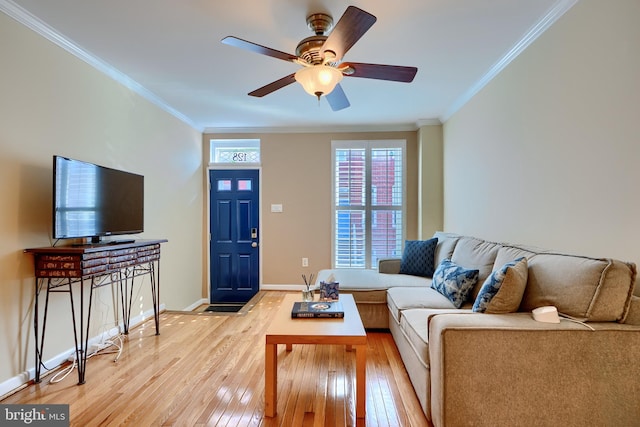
[[473, 257, 528, 313], [399, 238, 438, 277], [431, 259, 479, 308]]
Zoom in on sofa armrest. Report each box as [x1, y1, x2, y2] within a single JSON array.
[[378, 258, 401, 274], [428, 313, 640, 427]]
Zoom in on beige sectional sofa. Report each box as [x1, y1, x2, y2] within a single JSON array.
[[316, 232, 640, 426]]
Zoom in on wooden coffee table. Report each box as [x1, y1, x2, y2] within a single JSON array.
[[264, 293, 367, 418]]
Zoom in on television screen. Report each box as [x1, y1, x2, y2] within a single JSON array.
[[53, 156, 144, 242]]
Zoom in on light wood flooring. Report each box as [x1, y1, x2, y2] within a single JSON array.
[[2, 291, 431, 427]]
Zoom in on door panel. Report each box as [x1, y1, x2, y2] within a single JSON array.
[[209, 169, 259, 303], [216, 201, 232, 241]]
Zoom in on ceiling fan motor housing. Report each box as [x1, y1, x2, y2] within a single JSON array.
[[296, 13, 335, 65], [296, 35, 327, 64]]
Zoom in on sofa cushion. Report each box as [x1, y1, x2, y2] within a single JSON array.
[[493, 245, 537, 267], [395, 308, 475, 370], [316, 268, 433, 308], [520, 254, 636, 322], [316, 268, 429, 291], [399, 238, 438, 277], [623, 295, 640, 325], [387, 287, 456, 322], [431, 259, 479, 308], [398, 309, 430, 366], [433, 232, 461, 266], [450, 237, 500, 300], [473, 257, 528, 313]]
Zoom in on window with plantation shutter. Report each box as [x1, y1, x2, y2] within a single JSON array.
[[332, 140, 406, 269]]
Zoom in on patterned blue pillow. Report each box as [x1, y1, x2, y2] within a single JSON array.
[[431, 259, 479, 308], [473, 257, 528, 313], [399, 238, 438, 277]]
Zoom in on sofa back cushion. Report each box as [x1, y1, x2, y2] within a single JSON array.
[[493, 245, 537, 267], [519, 253, 636, 322], [450, 237, 500, 300], [624, 295, 640, 325], [433, 232, 461, 266]]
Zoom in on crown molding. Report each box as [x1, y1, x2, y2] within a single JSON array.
[[203, 122, 422, 135], [0, 0, 201, 131], [416, 118, 442, 127], [440, 0, 579, 122]]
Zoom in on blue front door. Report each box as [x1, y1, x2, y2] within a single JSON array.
[[209, 169, 260, 303]]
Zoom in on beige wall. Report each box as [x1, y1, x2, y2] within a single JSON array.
[[0, 13, 203, 390], [418, 125, 444, 239], [443, 0, 640, 266], [204, 131, 418, 284]]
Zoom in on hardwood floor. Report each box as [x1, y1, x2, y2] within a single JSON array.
[[2, 291, 431, 427]]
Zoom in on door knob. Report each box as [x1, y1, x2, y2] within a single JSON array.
[[251, 242, 258, 248]]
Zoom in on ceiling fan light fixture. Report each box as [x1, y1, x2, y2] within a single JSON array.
[[294, 65, 343, 100]]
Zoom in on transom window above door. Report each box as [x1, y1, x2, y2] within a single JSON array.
[[210, 139, 260, 165]]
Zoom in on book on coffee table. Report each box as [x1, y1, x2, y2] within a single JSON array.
[[291, 301, 344, 318]]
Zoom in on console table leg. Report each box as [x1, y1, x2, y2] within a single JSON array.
[[33, 278, 52, 383], [126, 270, 135, 333], [68, 279, 82, 384], [150, 261, 160, 335], [68, 277, 95, 385], [118, 270, 130, 335]]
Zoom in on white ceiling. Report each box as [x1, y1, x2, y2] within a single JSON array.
[[2, 0, 576, 132]]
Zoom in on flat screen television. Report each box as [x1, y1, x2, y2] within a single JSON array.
[[53, 155, 144, 243]]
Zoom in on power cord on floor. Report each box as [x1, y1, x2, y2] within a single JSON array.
[[49, 334, 125, 384], [48, 269, 145, 384]]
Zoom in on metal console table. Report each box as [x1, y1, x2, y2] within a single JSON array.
[[25, 239, 167, 385]]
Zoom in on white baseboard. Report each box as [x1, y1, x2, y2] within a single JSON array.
[[182, 298, 208, 311], [0, 303, 165, 398]]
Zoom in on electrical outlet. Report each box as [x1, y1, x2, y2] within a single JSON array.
[[302, 257, 309, 267]]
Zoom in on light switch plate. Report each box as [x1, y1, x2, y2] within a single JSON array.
[[271, 204, 283, 213]]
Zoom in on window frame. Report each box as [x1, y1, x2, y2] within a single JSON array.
[[331, 139, 407, 269]]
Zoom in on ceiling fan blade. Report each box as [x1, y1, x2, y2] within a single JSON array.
[[221, 36, 298, 63], [325, 84, 350, 111], [248, 74, 296, 97], [342, 62, 418, 82], [321, 6, 376, 61]]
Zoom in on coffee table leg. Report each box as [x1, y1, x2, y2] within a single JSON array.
[[265, 342, 277, 417], [356, 344, 366, 418]]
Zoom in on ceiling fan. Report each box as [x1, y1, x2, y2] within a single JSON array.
[[221, 5, 418, 111]]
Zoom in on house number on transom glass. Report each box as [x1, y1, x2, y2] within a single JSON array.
[[232, 152, 249, 162], [209, 139, 261, 164]]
